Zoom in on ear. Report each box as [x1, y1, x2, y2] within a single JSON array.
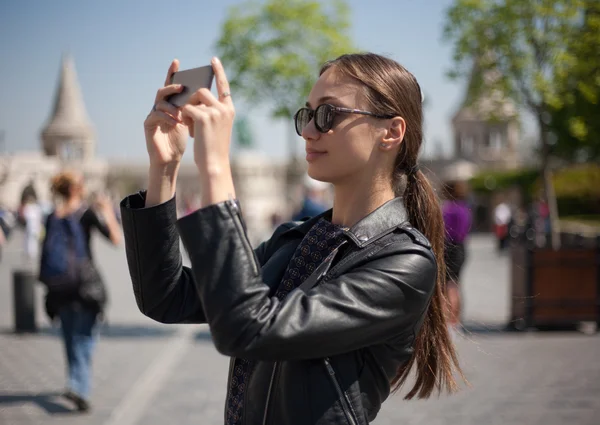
[[380, 117, 406, 150]]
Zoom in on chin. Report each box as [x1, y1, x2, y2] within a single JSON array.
[[306, 163, 337, 184]]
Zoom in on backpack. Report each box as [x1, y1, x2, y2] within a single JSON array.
[[39, 210, 89, 294]]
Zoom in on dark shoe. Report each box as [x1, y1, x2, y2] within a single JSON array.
[[62, 390, 91, 412], [75, 397, 91, 413], [62, 390, 77, 403]]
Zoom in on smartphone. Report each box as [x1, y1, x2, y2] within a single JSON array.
[[166, 65, 215, 107]]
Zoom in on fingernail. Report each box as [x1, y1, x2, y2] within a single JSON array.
[[212, 57, 219, 64]]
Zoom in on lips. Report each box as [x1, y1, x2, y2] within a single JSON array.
[[305, 148, 327, 163]]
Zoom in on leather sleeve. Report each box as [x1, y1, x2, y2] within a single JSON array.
[[120, 192, 206, 324], [177, 200, 437, 361]]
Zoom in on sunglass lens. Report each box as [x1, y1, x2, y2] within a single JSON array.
[[294, 108, 312, 136], [315, 104, 334, 132]]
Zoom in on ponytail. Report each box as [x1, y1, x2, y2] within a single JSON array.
[[392, 170, 465, 399]]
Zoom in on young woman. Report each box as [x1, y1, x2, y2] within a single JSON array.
[[43, 171, 121, 412], [121, 53, 463, 424]]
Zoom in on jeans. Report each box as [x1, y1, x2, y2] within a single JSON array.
[[59, 305, 98, 399]]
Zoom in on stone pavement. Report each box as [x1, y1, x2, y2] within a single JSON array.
[[1, 230, 599, 425]]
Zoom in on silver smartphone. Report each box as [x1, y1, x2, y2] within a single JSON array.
[[166, 65, 215, 107]]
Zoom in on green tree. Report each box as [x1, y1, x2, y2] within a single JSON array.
[[215, 0, 355, 160], [234, 114, 254, 149], [444, 0, 588, 249], [550, 2, 600, 162]]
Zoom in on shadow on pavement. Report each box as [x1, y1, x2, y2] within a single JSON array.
[[0, 323, 178, 339], [462, 321, 599, 336], [195, 329, 214, 343], [0, 392, 78, 414], [461, 322, 512, 335]]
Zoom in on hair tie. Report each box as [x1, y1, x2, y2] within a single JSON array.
[[408, 164, 420, 177]]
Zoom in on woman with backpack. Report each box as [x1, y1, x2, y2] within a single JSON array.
[[40, 171, 121, 412]]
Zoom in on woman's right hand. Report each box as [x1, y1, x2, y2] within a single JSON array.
[[144, 59, 189, 167]]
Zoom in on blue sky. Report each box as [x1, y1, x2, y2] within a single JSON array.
[[1, 0, 487, 162]]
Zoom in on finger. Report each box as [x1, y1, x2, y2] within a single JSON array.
[[147, 110, 179, 127], [164, 59, 180, 87], [155, 100, 182, 121], [155, 84, 184, 104], [211, 57, 232, 104], [187, 88, 218, 107], [181, 104, 209, 122]]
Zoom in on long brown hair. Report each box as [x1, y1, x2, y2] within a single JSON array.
[[321, 53, 464, 399]]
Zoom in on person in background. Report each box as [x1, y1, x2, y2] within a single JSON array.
[[21, 193, 43, 265], [292, 175, 330, 220], [442, 180, 472, 330], [42, 171, 121, 413], [494, 199, 512, 251]]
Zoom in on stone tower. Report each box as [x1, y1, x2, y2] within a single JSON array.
[[41, 54, 95, 161], [451, 58, 520, 170]]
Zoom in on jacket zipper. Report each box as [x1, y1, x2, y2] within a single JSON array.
[[226, 200, 259, 276], [324, 358, 358, 425], [262, 362, 279, 425]]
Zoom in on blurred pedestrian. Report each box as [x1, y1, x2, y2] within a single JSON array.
[[39, 171, 121, 412], [494, 199, 512, 251], [0, 205, 15, 264], [292, 175, 330, 220], [442, 181, 472, 329], [20, 192, 43, 265]]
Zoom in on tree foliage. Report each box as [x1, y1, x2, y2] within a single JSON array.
[[549, 2, 600, 162], [215, 0, 354, 124]]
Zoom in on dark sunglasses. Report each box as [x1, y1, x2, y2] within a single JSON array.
[[293, 103, 394, 136]]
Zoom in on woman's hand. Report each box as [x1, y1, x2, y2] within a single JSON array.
[[144, 59, 188, 168], [94, 194, 115, 217], [181, 57, 235, 172], [181, 57, 236, 207]]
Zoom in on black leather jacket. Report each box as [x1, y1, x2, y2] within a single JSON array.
[[120, 192, 437, 425]]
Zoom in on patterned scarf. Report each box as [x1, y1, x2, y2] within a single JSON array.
[[226, 218, 346, 425]]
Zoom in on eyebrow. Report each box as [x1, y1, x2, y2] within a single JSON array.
[[305, 96, 338, 108]]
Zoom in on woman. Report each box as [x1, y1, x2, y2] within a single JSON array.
[[121, 53, 463, 424], [442, 181, 472, 329], [43, 171, 121, 412]]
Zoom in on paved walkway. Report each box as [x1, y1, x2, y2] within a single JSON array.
[[0, 230, 598, 425]]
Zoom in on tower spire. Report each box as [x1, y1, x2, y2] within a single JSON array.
[[41, 54, 95, 160]]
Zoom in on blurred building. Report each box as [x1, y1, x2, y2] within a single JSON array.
[[423, 57, 521, 182]]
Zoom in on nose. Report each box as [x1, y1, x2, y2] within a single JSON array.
[[301, 117, 320, 142]]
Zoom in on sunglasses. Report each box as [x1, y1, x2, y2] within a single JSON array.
[[293, 103, 395, 136]]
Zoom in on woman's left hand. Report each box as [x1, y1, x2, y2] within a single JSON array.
[[181, 57, 235, 172]]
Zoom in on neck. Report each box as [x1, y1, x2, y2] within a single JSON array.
[[331, 173, 395, 229], [56, 197, 82, 216]]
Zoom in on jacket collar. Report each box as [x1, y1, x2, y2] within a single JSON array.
[[291, 197, 410, 248]]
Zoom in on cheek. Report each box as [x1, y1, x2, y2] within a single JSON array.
[[307, 128, 374, 181], [333, 126, 375, 164]]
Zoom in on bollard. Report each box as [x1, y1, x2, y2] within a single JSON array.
[[13, 269, 37, 333]]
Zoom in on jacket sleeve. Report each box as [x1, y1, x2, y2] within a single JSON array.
[[177, 199, 437, 361], [120, 192, 206, 324]]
